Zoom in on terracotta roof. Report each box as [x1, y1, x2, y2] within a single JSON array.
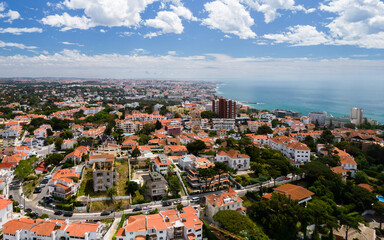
[[271, 183, 314, 201], [205, 188, 243, 207], [0, 198, 13, 210], [358, 183, 374, 192]]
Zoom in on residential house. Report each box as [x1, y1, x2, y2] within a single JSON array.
[[87, 154, 114, 166], [205, 188, 245, 222], [215, 149, 250, 171], [263, 183, 314, 205], [2, 218, 105, 240], [0, 126, 22, 138], [0, 198, 13, 228], [61, 139, 75, 150], [165, 145, 188, 156], [116, 206, 202, 240], [153, 154, 172, 175], [48, 168, 80, 199]]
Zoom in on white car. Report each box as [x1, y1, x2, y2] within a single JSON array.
[[19, 204, 24, 209]]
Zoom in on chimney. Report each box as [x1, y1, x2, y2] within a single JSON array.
[[213, 199, 217, 207]]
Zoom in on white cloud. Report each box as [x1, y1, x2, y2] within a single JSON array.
[[0, 50, 383, 83], [168, 50, 177, 55], [0, 27, 42, 35], [0, 40, 37, 50], [61, 0, 156, 28], [320, 0, 384, 48], [145, 11, 184, 37], [100, 29, 106, 33], [42, 13, 94, 31], [202, 0, 256, 39], [170, 4, 197, 21], [263, 25, 330, 46], [0, 3, 21, 23], [243, 0, 314, 23], [61, 41, 83, 46]]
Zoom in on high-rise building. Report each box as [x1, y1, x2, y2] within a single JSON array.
[[350, 107, 363, 125], [309, 111, 327, 126], [212, 98, 236, 119]]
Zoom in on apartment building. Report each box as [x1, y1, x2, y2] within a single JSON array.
[[269, 136, 311, 163], [93, 161, 117, 192], [211, 118, 236, 131], [212, 98, 236, 119], [142, 172, 168, 200], [116, 206, 202, 240]]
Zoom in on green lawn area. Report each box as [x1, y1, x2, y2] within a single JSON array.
[[89, 199, 130, 212], [115, 161, 129, 196], [23, 175, 45, 198], [235, 173, 269, 186]]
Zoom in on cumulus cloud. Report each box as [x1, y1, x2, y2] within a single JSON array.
[[202, 0, 256, 39], [243, 0, 315, 23], [320, 0, 384, 48], [145, 11, 184, 37], [263, 25, 330, 46], [0, 40, 37, 49], [0, 3, 20, 23], [0, 27, 42, 35], [42, 13, 94, 31], [170, 4, 197, 21], [59, 0, 157, 28]]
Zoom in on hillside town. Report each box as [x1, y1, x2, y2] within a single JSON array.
[[0, 79, 383, 240]]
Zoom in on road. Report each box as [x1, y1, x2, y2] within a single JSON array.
[[9, 171, 302, 221]]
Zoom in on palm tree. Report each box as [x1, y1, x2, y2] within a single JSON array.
[[338, 212, 364, 240], [106, 187, 117, 201]]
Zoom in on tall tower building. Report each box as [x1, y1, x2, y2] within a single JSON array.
[[309, 111, 327, 126], [212, 98, 236, 119], [350, 107, 363, 125]]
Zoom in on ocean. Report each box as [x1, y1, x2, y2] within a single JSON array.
[[216, 80, 384, 124]]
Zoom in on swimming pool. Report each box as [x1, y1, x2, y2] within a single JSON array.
[[377, 195, 384, 202]]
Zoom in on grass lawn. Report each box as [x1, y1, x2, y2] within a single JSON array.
[[23, 175, 44, 198], [115, 161, 129, 196], [132, 190, 144, 203], [89, 199, 130, 212]]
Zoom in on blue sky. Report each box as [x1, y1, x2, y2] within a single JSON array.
[[0, 0, 384, 81]]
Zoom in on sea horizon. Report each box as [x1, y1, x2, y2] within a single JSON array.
[[216, 80, 384, 125]]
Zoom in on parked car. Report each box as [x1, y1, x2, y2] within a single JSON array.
[[8, 195, 13, 199], [100, 211, 111, 216], [34, 187, 42, 194], [191, 197, 200, 202], [132, 207, 142, 212], [143, 205, 152, 210], [29, 212, 38, 219], [41, 179, 49, 184], [63, 212, 73, 217], [54, 210, 63, 215], [19, 204, 24, 209], [25, 208, 32, 213], [162, 201, 171, 207]]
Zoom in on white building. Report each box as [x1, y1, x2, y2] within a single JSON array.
[[216, 149, 250, 171], [116, 206, 203, 240], [0, 198, 13, 228], [212, 118, 236, 131], [309, 112, 327, 126], [350, 107, 363, 125], [269, 136, 311, 163]]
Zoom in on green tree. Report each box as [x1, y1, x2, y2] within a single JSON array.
[[168, 175, 181, 196], [155, 120, 162, 130], [354, 171, 369, 184], [201, 110, 219, 120], [187, 140, 206, 156], [55, 137, 64, 150], [106, 187, 117, 201], [174, 113, 181, 118], [45, 153, 64, 166], [213, 162, 230, 190], [131, 147, 141, 160], [373, 202, 384, 230], [125, 181, 139, 196], [214, 210, 270, 240], [60, 130, 73, 139], [338, 211, 364, 240], [307, 198, 338, 240], [198, 167, 216, 191], [15, 157, 34, 180], [257, 125, 273, 135]]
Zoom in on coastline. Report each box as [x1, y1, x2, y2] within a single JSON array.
[[215, 82, 382, 124]]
